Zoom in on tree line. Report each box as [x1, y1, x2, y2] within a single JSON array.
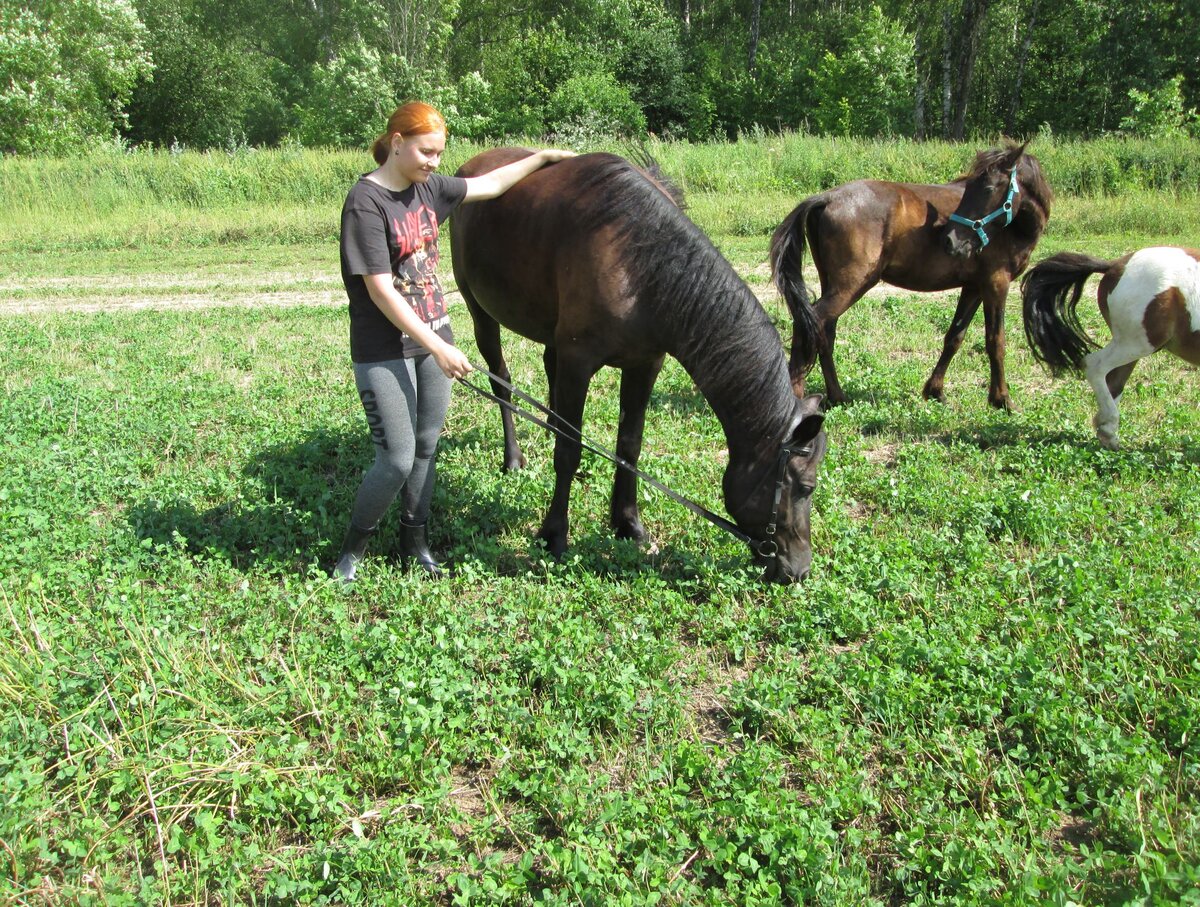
[[2, 0, 1197, 155]]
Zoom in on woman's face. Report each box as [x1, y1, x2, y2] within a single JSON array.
[[391, 131, 446, 185]]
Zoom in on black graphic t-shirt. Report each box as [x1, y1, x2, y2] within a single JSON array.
[[340, 173, 469, 362]]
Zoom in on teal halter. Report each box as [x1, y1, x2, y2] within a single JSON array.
[[948, 165, 1020, 248]]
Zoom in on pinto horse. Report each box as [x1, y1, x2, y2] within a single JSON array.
[[770, 143, 1053, 410], [450, 149, 828, 583], [1022, 247, 1200, 449]]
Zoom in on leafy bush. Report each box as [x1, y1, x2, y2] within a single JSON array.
[[292, 43, 401, 149], [0, 0, 150, 154], [546, 72, 647, 141], [1120, 75, 1199, 139], [808, 5, 915, 137]]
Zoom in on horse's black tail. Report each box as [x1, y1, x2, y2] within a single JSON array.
[[1020, 251, 1111, 375], [769, 196, 824, 380]]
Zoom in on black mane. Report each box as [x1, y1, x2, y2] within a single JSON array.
[[567, 155, 798, 450]]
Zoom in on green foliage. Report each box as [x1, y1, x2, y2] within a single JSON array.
[[1120, 75, 1199, 138], [0, 0, 150, 154], [809, 5, 915, 137], [546, 73, 647, 142], [586, 0, 696, 137], [292, 44, 406, 149], [479, 21, 592, 137], [125, 0, 285, 148]]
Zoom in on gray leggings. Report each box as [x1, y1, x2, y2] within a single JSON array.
[[348, 355, 452, 530]]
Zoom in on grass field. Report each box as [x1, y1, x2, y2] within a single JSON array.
[[1, 139, 1198, 905]]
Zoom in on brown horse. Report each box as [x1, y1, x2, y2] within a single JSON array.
[[451, 149, 827, 583], [770, 143, 1053, 410]]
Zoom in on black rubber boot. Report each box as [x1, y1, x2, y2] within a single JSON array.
[[399, 520, 443, 578], [332, 523, 376, 584]]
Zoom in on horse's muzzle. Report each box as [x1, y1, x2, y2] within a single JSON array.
[[758, 546, 812, 584]]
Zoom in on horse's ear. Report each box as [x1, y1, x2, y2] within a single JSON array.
[[791, 394, 825, 446]]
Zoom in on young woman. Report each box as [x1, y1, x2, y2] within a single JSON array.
[[334, 101, 574, 582]]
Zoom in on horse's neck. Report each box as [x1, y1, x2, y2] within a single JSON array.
[[668, 296, 795, 461]]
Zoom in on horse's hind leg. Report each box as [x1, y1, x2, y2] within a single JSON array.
[[1084, 342, 1150, 450], [923, 287, 982, 405], [810, 272, 877, 406], [815, 315, 848, 405], [464, 291, 526, 471], [1104, 362, 1137, 402], [610, 358, 665, 544]]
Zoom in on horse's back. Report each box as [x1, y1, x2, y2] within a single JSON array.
[[450, 150, 672, 353], [800, 179, 965, 291]]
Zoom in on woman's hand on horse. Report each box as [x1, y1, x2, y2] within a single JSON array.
[[539, 149, 577, 163]]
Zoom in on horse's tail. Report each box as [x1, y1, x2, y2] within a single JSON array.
[[1021, 251, 1111, 374], [769, 196, 824, 377]]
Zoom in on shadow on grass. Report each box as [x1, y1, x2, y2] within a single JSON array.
[[126, 425, 366, 572], [125, 420, 748, 586]]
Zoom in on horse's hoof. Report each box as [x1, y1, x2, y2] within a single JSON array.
[[613, 518, 647, 544], [990, 397, 1014, 413], [501, 454, 528, 473], [534, 530, 568, 559], [922, 388, 947, 404]]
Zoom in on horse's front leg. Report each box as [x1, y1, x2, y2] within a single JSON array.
[[980, 280, 1013, 410], [611, 358, 665, 543], [465, 292, 526, 471], [535, 350, 597, 557], [923, 286, 982, 404]]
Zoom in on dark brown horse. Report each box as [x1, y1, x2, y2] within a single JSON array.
[[451, 149, 827, 583], [770, 143, 1053, 410]]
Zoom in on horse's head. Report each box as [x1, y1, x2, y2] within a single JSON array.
[[944, 143, 1034, 258], [724, 394, 827, 584]]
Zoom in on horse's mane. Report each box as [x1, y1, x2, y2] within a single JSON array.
[[624, 145, 687, 209], [569, 154, 796, 441], [958, 141, 1054, 212]]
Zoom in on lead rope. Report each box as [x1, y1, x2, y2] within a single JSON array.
[[456, 365, 770, 552]]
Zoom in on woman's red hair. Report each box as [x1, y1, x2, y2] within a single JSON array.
[[371, 102, 447, 165]]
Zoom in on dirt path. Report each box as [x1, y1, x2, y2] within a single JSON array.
[[0, 267, 969, 315]]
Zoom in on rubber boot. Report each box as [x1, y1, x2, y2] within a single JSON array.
[[332, 523, 376, 585], [400, 519, 443, 578]]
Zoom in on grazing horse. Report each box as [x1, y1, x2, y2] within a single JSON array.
[[1021, 247, 1200, 449], [770, 143, 1053, 410], [451, 149, 828, 583]]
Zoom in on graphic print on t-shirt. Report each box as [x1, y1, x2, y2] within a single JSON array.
[[391, 204, 449, 329]]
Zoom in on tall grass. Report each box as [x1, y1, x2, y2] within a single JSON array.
[[3, 133, 1197, 214]]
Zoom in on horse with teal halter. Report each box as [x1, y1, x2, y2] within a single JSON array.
[[948, 166, 1020, 249], [771, 142, 1054, 410]]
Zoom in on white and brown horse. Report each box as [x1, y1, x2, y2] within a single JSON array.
[[1022, 246, 1200, 448]]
